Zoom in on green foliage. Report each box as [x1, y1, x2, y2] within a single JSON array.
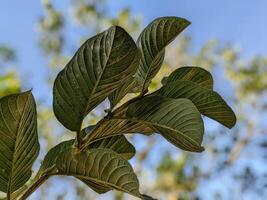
[[161, 66, 213, 89], [0, 91, 39, 196], [155, 81, 236, 128], [53, 26, 140, 132], [136, 17, 190, 94], [56, 148, 142, 198], [0, 17, 236, 200], [0, 72, 20, 96]]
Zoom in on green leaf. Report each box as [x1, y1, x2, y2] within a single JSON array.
[[37, 135, 135, 194], [155, 80, 236, 128], [0, 91, 39, 193], [53, 26, 140, 131], [108, 79, 137, 109], [126, 96, 204, 152], [135, 17, 191, 93], [38, 135, 135, 176], [82, 117, 153, 148], [84, 96, 204, 152], [162, 66, 214, 89], [56, 148, 144, 199], [36, 140, 111, 194], [37, 140, 73, 178], [87, 134, 136, 160]]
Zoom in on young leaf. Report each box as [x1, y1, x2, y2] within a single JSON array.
[[155, 80, 236, 128], [0, 91, 39, 194], [53, 26, 140, 131], [162, 66, 214, 89], [135, 17, 191, 93], [56, 148, 144, 199], [83, 96, 204, 152]]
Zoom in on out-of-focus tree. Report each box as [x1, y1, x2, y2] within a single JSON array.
[[2, 1, 266, 199], [35, 1, 267, 199], [0, 45, 20, 96], [151, 38, 267, 199]]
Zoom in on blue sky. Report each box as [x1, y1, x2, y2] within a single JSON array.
[[1, 0, 267, 99], [1, 1, 266, 199]]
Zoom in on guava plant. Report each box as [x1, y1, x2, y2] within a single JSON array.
[[0, 17, 236, 200]]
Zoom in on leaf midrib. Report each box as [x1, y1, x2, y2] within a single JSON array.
[[83, 28, 116, 117], [89, 116, 201, 147], [7, 94, 30, 194], [140, 49, 164, 93], [58, 173, 141, 199]]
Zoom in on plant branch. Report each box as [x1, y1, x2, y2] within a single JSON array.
[[18, 167, 58, 200], [18, 174, 50, 200], [79, 95, 143, 151]]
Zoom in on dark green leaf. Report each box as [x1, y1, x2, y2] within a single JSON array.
[[155, 80, 236, 128], [36, 139, 110, 194], [126, 96, 204, 152], [88, 135, 136, 160], [37, 135, 135, 194], [56, 148, 144, 199], [53, 26, 140, 131], [37, 140, 74, 178], [0, 91, 39, 193], [135, 17, 191, 93], [38, 136, 135, 175], [162, 66, 214, 89], [108, 79, 137, 109], [84, 96, 204, 152]]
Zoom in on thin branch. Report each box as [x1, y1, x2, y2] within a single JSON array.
[[79, 95, 143, 151], [18, 167, 58, 200]]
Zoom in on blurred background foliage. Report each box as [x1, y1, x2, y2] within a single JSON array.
[[0, 0, 266, 199]]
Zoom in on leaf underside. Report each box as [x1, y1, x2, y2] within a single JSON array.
[[155, 80, 236, 128], [135, 16, 191, 93], [109, 17, 192, 108], [37, 135, 135, 194], [53, 26, 140, 131], [56, 148, 143, 199], [162, 66, 214, 89], [84, 96, 204, 152], [0, 91, 39, 193]]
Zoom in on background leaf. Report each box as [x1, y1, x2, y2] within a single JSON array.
[[53, 26, 139, 131], [0, 91, 39, 193], [135, 17, 191, 93]]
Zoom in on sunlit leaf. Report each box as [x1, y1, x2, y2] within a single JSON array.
[[83, 96, 204, 152], [155, 80, 236, 128], [162, 66, 213, 89], [56, 148, 144, 199], [135, 17, 191, 93], [108, 79, 137, 109], [0, 91, 39, 194], [53, 26, 139, 131], [37, 135, 135, 194]]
